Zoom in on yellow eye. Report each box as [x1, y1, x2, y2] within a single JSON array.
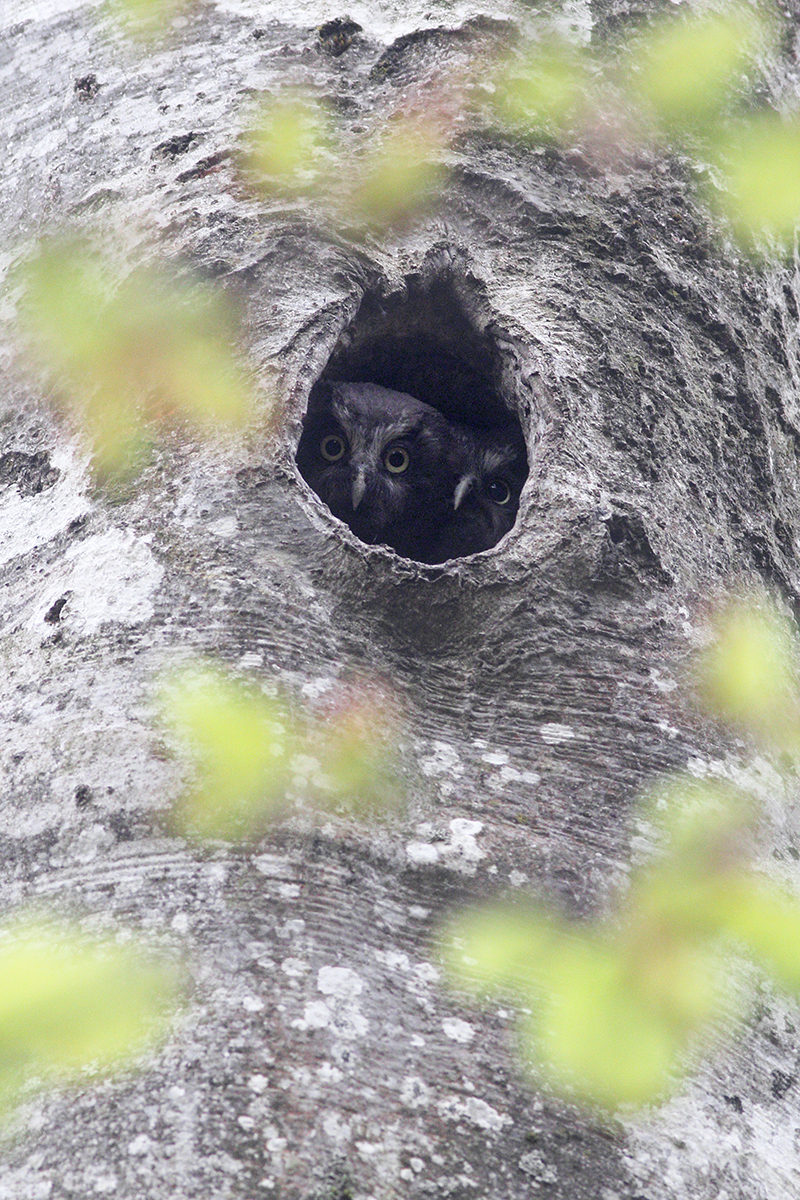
[[384, 446, 410, 474], [487, 478, 512, 505], [321, 434, 346, 462]]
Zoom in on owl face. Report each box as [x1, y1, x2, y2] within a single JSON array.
[[296, 382, 465, 562], [430, 425, 527, 560]]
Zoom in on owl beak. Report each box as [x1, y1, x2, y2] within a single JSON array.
[[453, 475, 475, 511], [351, 466, 367, 511]]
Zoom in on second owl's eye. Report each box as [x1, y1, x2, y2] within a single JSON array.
[[384, 446, 410, 474], [487, 478, 512, 505], [320, 434, 346, 462]]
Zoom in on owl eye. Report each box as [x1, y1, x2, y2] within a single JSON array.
[[320, 434, 346, 462], [487, 478, 512, 505], [384, 446, 410, 474]]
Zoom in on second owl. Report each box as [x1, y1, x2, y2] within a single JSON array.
[[429, 423, 528, 561]]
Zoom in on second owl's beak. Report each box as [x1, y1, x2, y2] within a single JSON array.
[[453, 475, 475, 510], [351, 466, 367, 510]]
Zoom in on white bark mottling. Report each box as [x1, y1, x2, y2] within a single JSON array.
[[2, 0, 800, 1197]]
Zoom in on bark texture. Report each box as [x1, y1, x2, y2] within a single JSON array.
[[2, 0, 800, 1197]]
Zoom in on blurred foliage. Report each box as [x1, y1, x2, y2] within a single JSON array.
[[346, 117, 447, 228], [492, 40, 594, 137], [623, 6, 800, 246], [105, 0, 194, 40], [246, 96, 333, 198], [0, 920, 180, 1113], [103, 0, 800, 245], [305, 679, 403, 812], [163, 664, 291, 840], [18, 242, 257, 482], [237, 1, 798, 247], [163, 662, 402, 840], [243, 98, 448, 231], [716, 115, 800, 245], [698, 595, 800, 746], [630, 8, 764, 132], [444, 593, 800, 1110]]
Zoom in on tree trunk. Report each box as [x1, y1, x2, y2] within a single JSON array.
[[2, 1, 800, 1197]]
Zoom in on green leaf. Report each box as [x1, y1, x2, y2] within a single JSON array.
[[697, 597, 800, 744], [492, 42, 591, 136], [347, 119, 446, 228], [308, 684, 402, 815], [530, 930, 724, 1108], [721, 879, 800, 992], [716, 116, 800, 244], [531, 936, 685, 1108], [633, 8, 763, 130], [636, 778, 752, 874], [105, 0, 190, 40], [0, 922, 178, 1110], [441, 904, 558, 995], [18, 242, 256, 480], [164, 665, 293, 839], [165, 664, 405, 838], [246, 96, 331, 196]]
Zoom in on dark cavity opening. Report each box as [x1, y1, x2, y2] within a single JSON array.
[[296, 274, 528, 564]]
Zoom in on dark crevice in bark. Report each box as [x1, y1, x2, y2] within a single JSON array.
[[315, 259, 525, 433]]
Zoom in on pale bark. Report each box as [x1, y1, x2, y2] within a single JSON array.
[[2, 1, 800, 1197]]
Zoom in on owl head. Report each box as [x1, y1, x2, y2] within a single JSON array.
[[296, 381, 466, 562], [430, 424, 527, 560]]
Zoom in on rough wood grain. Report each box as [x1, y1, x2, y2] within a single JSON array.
[[2, 1, 800, 1196]]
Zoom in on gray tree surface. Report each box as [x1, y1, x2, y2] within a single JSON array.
[[2, 0, 800, 1196]]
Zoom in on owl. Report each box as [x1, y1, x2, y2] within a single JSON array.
[[296, 381, 467, 563], [428, 423, 527, 561]]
